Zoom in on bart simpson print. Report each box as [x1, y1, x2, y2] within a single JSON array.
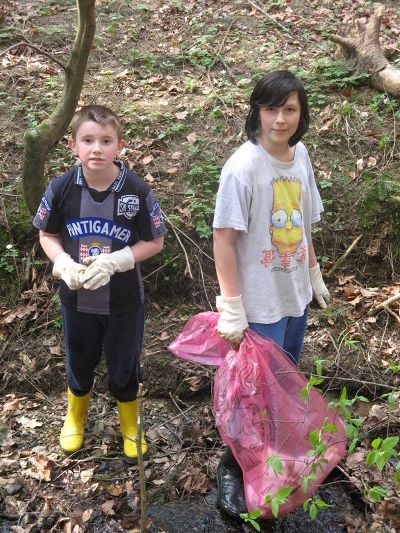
[[268, 177, 304, 268]]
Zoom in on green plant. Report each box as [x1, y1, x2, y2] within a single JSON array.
[[265, 486, 294, 518], [157, 122, 188, 140], [367, 485, 387, 503], [328, 387, 368, 452], [356, 170, 400, 235], [129, 48, 158, 72], [338, 330, 362, 350], [294, 60, 370, 110], [366, 436, 399, 472], [239, 509, 262, 531], [0, 244, 20, 274], [177, 44, 218, 69], [303, 496, 331, 519], [184, 76, 198, 93], [185, 162, 220, 238], [384, 362, 400, 374], [300, 358, 326, 402], [266, 454, 283, 476]]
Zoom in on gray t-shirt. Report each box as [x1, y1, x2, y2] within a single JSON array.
[[213, 140, 323, 324]]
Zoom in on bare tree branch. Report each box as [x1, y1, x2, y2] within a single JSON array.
[[0, 41, 67, 70]]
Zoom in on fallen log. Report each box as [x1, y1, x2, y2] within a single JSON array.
[[328, 4, 400, 97]]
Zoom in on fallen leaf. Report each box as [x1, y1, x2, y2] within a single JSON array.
[[1, 303, 37, 324], [356, 158, 364, 171], [108, 484, 123, 496], [183, 375, 204, 391], [338, 275, 356, 286], [171, 151, 182, 160], [82, 509, 94, 523], [367, 156, 377, 167], [186, 133, 197, 144], [81, 468, 95, 483], [159, 331, 170, 341], [152, 479, 166, 485], [28, 453, 55, 481], [101, 499, 115, 516], [0, 459, 19, 474], [144, 173, 155, 182], [2, 398, 21, 413], [15, 415, 43, 429], [115, 68, 129, 79], [49, 345, 62, 355], [167, 166, 179, 175], [141, 155, 154, 165], [175, 111, 188, 120]]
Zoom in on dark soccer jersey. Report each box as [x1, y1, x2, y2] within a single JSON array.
[[33, 162, 167, 315]]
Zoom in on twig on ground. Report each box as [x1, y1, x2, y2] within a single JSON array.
[[197, 254, 213, 311], [142, 254, 180, 280], [320, 374, 398, 390], [245, 0, 290, 33], [370, 291, 400, 314], [0, 41, 67, 70], [383, 304, 400, 324], [326, 234, 364, 278], [161, 210, 193, 279], [152, 404, 197, 431], [136, 383, 149, 533]]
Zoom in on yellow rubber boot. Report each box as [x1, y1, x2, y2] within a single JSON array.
[[117, 399, 148, 461], [59, 388, 90, 453]]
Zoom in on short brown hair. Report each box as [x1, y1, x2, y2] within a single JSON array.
[[71, 104, 122, 140]]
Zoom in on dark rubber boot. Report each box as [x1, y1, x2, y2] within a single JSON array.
[[217, 448, 247, 518]]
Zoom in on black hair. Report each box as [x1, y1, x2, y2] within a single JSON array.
[[245, 70, 309, 146]]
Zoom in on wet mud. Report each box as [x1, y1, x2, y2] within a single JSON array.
[[149, 481, 364, 533]]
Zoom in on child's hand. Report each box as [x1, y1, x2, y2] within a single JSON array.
[[80, 246, 135, 290], [309, 264, 330, 309], [52, 253, 87, 290], [216, 295, 248, 346]]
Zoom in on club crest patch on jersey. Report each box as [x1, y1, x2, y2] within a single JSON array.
[[118, 195, 140, 219], [80, 243, 111, 262], [149, 201, 163, 228], [35, 195, 51, 221]]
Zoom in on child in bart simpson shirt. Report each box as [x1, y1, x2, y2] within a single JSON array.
[[33, 105, 167, 460], [212, 71, 330, 518]]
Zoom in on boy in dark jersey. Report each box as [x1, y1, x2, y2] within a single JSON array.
[[33, 105, 167, 460]]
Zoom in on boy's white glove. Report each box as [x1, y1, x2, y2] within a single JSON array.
[[52, 252, 86, 291], [81, 246, 135, 290], [309, 264, 330, 309], [216, 295, 248, 345]]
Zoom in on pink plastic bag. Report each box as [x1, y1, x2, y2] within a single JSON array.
[[168, 312, 346, 518], [168, 312, 231, 366]]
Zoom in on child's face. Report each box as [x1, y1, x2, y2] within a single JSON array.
[[69, 120, 124, 177], [258, 91, 301, 151]]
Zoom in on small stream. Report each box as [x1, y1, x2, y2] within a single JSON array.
[[148, 477, 364, 532]]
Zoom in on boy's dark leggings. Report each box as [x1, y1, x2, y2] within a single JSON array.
[[61, 305, 144, 402]]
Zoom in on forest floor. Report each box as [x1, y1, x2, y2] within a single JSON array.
[[0, 0, 400, 532]]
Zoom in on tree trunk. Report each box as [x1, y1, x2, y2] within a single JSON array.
[[22, 0, 96, 215], [328, 4, 400, 97]]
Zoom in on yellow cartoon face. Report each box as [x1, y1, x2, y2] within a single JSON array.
[[270, 178, 303, 254]]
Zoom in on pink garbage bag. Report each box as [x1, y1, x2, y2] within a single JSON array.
[[168, 312, 347, 518], [167, 311, 231, 366]]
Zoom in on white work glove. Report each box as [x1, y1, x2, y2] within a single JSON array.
[[52, 252, 86, 291], [80, 246, 135, 290], [216, 295, 249, 346], [309, 264, 330, 309]]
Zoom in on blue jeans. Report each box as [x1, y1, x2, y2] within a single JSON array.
[[248, 307, 308, 364]]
